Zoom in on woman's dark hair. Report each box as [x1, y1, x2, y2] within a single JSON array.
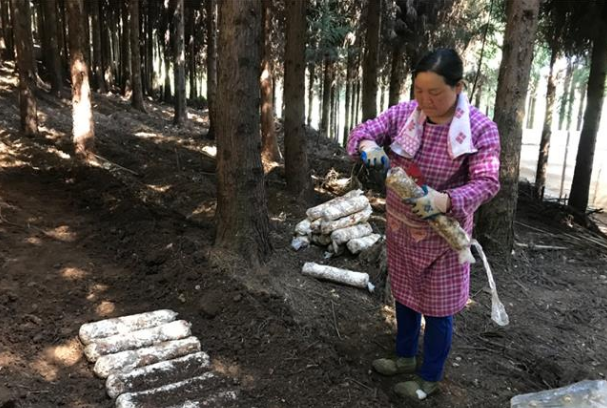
[[414, 49, 463, 87]]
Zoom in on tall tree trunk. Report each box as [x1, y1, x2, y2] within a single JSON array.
[[362, 0, 380, 120], [130, 0, 144, 111], [90, 0, 106, 92], [576, 81, 586, 131], [534, 45, 558, 200], [119, 0, 130, 95], [344, 49, 353, 141], [163, 27, 172, 103], [569, 0, 607, 212], [172, 0, 186, 125], [260, 0, 281, 165], [284, 0, 310, 195], [215, 0, 271, 265], [388, 41, 405, 107], [187, 6, 196, 100], [60, 0, 69, 75], [35, 1, 48, 68], [354, 80, 361, 124], [1, 0, 14, 60], [99, 0, 113, 89], [12, 0, 37, 136], [66, 0, 95, 158], [145, 0, 154, 94], [330, 79, 336, 139], [525, 80, 536, 128], [307, 62, 314, 127], [41, 0, 63, 96], [82, 2, 91, 75], [476, 0, 540, 258], [56, 0, 67, 76], [564, 63, 576, 131], [320, 58, 333, 136], [558, 58, 573, 130], [205, 0, 217, 139]]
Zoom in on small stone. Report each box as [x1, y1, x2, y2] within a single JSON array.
[[233, 294, 242, 302], [455, 356, 462, 361], [195, 285, 201, 290], [599, 275, 606, 280], [178, 293, 186, 303]]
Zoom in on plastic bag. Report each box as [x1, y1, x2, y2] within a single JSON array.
[[510, 380, 607, 408]]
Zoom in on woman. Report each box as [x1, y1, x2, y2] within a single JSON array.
[[347, 49, 500, 400]]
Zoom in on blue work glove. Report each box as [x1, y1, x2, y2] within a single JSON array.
[[361, 146, 389, 170], [405, 185, 451, 219]]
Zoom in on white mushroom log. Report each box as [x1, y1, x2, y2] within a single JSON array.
[[294, 219, 312, 236], [94, 336, 201, 378], [114, 372, 230, 408], [302, 262, 370, 290], [306, 189, 363, 220], [386, 167, 474, 264], [347, 233, 382, 254], [320, 206, 373, 235], [321, 195, 370, 222], [106, 351, 211, 399], [84, 320, 192, 362], [79, 309, 178, 345], [330, 223, 373, 246], [164, 392, 239, 408]]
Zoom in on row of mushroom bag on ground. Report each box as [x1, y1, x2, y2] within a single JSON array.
[[291, 189, 383, 256]]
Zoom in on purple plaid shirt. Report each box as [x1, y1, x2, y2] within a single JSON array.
[[347, 100, 500, 316]]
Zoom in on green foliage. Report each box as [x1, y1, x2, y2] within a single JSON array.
[[306, 0, 352, 62]]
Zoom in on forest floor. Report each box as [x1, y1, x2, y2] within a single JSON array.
[[1, 62, 606, 408]]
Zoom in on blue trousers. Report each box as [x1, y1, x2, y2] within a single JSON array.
[[395, 302, 453, 382]]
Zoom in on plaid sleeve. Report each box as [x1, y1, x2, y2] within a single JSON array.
[[446, 121, 500, 221], [346, 103, 412, 158]]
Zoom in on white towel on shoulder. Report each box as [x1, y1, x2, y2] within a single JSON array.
[[391, 93, 477, 159]]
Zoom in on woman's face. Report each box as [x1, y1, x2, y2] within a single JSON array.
[[414, 71, 463, 123]]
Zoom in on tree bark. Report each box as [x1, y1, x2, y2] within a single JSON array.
[[569, 0, 607, 212], [205, 0, 217, 139], [57, 0, 68, 77], [66, 0, 95, 158], [41, 0, 63, 96], [1, 0, 14, 60], [129, 0, 144, 111], [12, 0, 37, 136], [388, 41, 405, 107], [564, 62, 576, 131], [320, 58, 333, 136], [534, 45, 557, 200], [558, 58, 573, 130], [476, 0, 540, 259], [172, 0, 186, 125], [145, 0, 153, 94], [307, 62, 314, 127], [99, 0, 113, 90], [284, 0, 310, 196], [260, 0, 281, 165], [187, 6, 196, 100], [330, 79, 336, 140], [215, 0, 271, 265], [344, 56, 352, 141], [119, 0, 130, 95], [576, 81, 586, 131], [362, 0, 380, 120]]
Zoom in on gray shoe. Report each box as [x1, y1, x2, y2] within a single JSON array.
[[371, 356, 417, 376], [394, 377, 439, 400]]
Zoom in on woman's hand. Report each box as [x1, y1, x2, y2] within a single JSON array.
[[405, 185, 451, 219], [359, 140, 389, 169]]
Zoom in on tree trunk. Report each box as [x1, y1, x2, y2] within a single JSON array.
[[129, 0, 144, 111], [41, 0, 63, 96], [525, 80, 535, 128], [388, 41, 405, 107], [56, 0, 68, 78], [307, 62, 314, 127], [476, 0, 540, 258], [145, 1, 153, 94], [12, 0, 37, 136], [187, 6, 196, 100], [330, 79, 336, 140], [362, 0, 380, 120], [82, 2, 91, 75], [172, 0, 186, 125], [260, 0, 281, 165], [320, 58, 333, 136], [343, 50, 352, 141], [90, 0, 106, 92], [99, 0, 113, 90], [205, 0, 217, 139], [1, 0, 14, 60], [119, 0, 130, 95], [66, 0, 95, 158], [565, 63, 576, 131], [284, 0, 310, 196], [558, 58, 573, 130], [35, 0, 49, 69], [353, 80, 361, 125], [568, 1, 607, 212], [163, 26, 172, 103], [534, 45, 558, 200], [215, 0, 271, 265], [576, 81, 586, 131]]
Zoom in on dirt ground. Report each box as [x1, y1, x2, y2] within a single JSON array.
[[1, 63, 606, 408]]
